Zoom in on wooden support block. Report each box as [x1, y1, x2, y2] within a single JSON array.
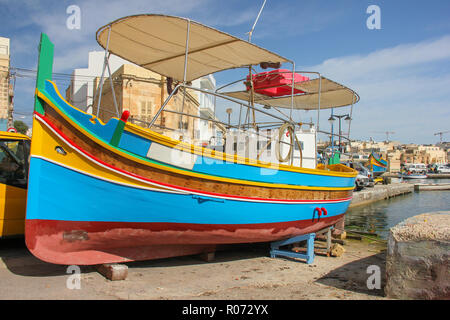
[[346, 234, 362, 240], [332, 231, 347, 240], [96, 263, 128, 281], [315, 237, 346, 246], [198, 252, 215, 262]]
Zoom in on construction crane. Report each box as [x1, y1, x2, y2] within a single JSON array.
[[372, 131, 395, 142], [434, 131, 450, 143]]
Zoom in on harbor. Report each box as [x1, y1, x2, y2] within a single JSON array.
[[0, 0, 449, 305], [1, 180, 448, 299]]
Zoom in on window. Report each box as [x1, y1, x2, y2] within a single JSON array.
[[139, 101, 153, 122], [0, 139, 29, 188]]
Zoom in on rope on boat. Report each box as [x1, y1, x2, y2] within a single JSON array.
[[275, 122, 303, 167]]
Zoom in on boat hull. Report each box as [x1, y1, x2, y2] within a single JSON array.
[[26, 216, 343, 265], [399, 174, 427, 179], [26, 154, 349, 265]]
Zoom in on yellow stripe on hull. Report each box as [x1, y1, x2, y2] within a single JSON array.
[[31, 117, 173, 192]]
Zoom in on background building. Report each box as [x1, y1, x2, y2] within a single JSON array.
[[66, 51, 221, 144], [191, 74, 223, 145], [0, 37, 12, 131], [65, 51, 130, 112], [347, 139, 448, 172]]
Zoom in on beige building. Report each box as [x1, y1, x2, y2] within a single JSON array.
[[349, 140, 447, 172], [0, 36, 12, 131], [68, 64, 202, 142], [401, 144, 447, 164], [386, 149, 402, 173], [349, 140, 399, 158]]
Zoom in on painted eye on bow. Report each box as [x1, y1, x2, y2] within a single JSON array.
[[55, 146, 67, 156]]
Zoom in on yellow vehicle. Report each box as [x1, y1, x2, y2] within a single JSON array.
[[0, 131, 30, 238]]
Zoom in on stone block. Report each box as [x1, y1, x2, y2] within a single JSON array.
[[330, 244, 345, 257], [385, 211, 450, 299], [198, 252, 215, 262], [96, 263, 128, 281]]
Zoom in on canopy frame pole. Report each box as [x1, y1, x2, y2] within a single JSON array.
[[330, 107, 335, 160], [289, 62, 296, 165], [347, 93, 355, 139], [248, 66, 257, 130], [289, 62, 295, 121], [246, 1, 267, 131], [238, 104, 243, 131], [185, 85, 294, 124], [106, 52, 120, 118], [315, 74, 322, 168], [179, 19, 191, 134], [96, 25, 112, 118], [149, 83, 182, 128]]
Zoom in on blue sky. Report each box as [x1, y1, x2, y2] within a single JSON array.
[[1, 0, 450, 144]]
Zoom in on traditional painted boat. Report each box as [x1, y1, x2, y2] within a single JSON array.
[[0, 131, 30, 238], [25, 15, 358, 265], [367, 152, 387, 176]]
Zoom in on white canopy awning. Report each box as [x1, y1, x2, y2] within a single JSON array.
[[222, 77, 359, 110], [96, 14, 289, 82]]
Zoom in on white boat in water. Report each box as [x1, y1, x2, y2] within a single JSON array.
[[399, 173, 428, 179]]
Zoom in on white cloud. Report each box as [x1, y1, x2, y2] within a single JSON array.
[[311, 35, 450, 82], [303, 35, 450, 144]]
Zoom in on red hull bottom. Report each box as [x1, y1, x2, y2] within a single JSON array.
[[25, 215, 343, 265]]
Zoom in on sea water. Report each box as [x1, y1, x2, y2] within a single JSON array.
[[345, 179, 450, 239]]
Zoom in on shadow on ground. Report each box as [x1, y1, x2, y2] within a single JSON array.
[[1, 238, 272, 277], [125, 242, 272, 270], [316, 251, 386, 297], [0, 238, 95, 277]]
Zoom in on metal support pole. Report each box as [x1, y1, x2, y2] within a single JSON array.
[[106, 53, 120, 118], [180, 19, 191, 131], [330, 107, 334, 158], [338, 117, 342, 153], [289, 62, 295, 121], [96, 26, 111, 118], [149, 84, 182, 128], [347, 94, 355, 139], [315, 75, 322, 167], [238, 104, 243, 131]]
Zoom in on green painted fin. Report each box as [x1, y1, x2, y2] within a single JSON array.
[[34, 33, 54, 115], [110, 120, 126, 147]]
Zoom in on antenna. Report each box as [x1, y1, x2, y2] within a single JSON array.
[[247, 0, 267, 42], [372, 131, 395, 142], [434, 130, 450, 143]]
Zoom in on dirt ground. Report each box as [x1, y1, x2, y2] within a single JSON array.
[[0, 237, 387, 300]]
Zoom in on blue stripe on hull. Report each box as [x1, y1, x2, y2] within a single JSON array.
[[193, 157, 355, 188], [26, 158, 351, 224]]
